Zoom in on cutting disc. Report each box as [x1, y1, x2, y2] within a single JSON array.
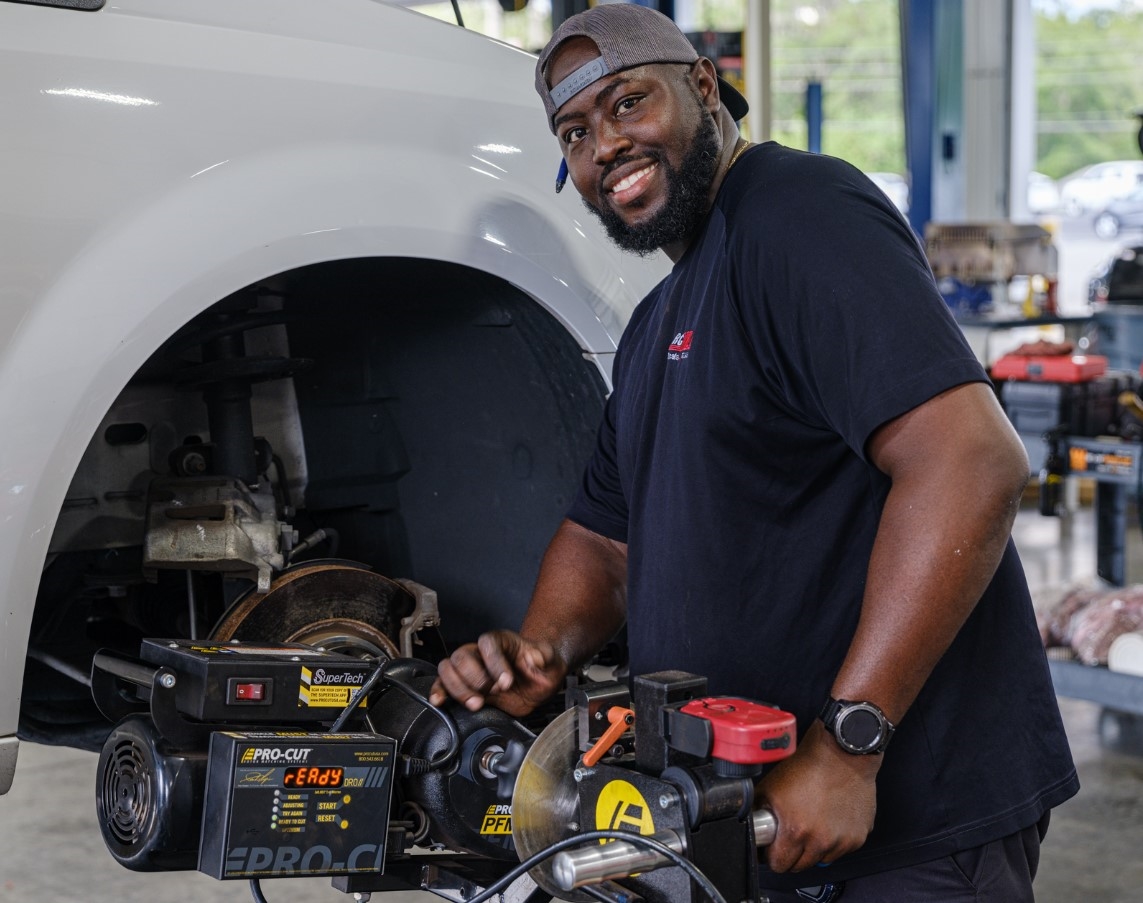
[[512, 707, 593, 901]]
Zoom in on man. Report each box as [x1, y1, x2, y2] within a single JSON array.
[[430, 5, 1078, 900]]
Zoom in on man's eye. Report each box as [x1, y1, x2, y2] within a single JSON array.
[[617, 95, 643, 114], [563, 127, 586, 146]]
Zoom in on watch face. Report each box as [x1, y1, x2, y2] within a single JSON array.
[[837, 705, 884, 753]]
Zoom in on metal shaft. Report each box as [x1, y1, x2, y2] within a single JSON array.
[[752, 807, 777, 845], [551, 829, 685, 892], [551, 808, 777, 892]]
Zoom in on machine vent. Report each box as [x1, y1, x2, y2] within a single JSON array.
[[101, 735, 153, 846]]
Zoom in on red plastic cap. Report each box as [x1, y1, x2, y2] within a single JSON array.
[[679, 697, 796, 765]]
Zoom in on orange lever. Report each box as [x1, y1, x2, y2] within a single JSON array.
[[581, 706, 635, 767]]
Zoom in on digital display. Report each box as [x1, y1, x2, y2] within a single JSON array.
[[282, 766, 344, 788]]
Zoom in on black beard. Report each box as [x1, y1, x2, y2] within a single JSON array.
[[583, 111, 722, 256]]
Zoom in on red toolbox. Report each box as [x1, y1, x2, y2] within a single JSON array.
[[991, 353, 1109, 383], [997, 373, 1131, 437]]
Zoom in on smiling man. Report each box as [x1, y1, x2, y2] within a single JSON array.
[[431, 5, 1078, 901], [541, 13, 743, 260]]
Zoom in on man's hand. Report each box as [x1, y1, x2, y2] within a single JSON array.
[[429, 520, 626, 718], [755, 721, 879, 873], [429, 630, 568, 717]]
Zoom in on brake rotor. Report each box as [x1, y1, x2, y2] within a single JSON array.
[[209, 561, 412, 659], [511, 707, 592, 902]]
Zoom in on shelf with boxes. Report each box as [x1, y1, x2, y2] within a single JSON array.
[[993, 348, 1143, 715]]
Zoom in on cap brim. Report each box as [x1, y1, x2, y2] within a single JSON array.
[[718, 76, 749, 122]]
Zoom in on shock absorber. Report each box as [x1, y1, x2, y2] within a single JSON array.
[[167, 294, 309, 486]]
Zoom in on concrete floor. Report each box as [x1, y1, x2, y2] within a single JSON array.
[[1, 500, 1142, 902], [1014, 495, 1143, 903]]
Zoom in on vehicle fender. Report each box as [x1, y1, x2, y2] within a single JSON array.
[[0, 141, 649, 742]]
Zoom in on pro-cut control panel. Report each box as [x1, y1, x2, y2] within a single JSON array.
[[198, 731, 396, 879]]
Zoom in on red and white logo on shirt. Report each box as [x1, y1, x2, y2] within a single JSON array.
[[668, 330, 693, 361]]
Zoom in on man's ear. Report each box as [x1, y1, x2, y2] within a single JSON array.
[[691, 58, 722, 113]]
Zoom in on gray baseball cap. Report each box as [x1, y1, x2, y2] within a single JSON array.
[[535, 3, 749, 134]]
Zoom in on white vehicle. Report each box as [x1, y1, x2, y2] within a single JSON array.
[[0, 0, 664, 793], [1026, 171, 1060, 215], [865, 172, 910, 215], [1059, 160, 1143, 216]]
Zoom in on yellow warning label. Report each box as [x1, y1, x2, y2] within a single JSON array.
[[480, 804, 513, 835], [302, 686, 353, 707], [595, 780, 655, 837]]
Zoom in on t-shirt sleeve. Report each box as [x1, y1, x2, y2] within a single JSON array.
[[725, 152, 988, 457], [566, 289, 662, 542], [567, 389, 629, 542]]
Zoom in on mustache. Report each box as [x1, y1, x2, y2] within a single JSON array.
[[599, 152, 663, 194]]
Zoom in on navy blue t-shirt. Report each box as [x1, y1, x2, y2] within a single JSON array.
[[567, 143, 1078, 886]]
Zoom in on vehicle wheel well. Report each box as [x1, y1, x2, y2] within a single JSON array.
[[282, 257, 607, 642], [23, 256, 609, 749]]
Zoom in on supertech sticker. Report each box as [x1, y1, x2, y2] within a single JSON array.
[[299, 666, 368, 708]]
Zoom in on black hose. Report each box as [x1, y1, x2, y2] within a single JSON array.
[[248, 877, 269, 903]]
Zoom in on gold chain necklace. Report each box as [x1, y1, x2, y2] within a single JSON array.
[[726, 138, 752, 173]]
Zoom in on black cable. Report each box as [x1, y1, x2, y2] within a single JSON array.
[[255, 692, 718, 903], [243, 831, 723, 903], [462, 829, 729, 903], [379, 669, 461, 774], [450, 0, 464, 28], [244, 830, 718, 903], [328, 658, 460, 773], [329, 656, 390, 733], [583, 884, 623, 903]]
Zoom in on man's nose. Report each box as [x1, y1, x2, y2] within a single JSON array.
[[592, 119, 632, 165]]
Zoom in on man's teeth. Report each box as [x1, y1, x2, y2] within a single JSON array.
[[611, 164, 656, 193]]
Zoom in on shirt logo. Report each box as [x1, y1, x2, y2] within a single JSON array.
[[667, 330, 693, 361]]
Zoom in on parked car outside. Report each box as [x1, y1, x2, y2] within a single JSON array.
[[865, 171, 910, 215], [1088, 244, 1143, 305], [0, 0, 665, 795], [1059, 160, 1143, 216], [1092, 184, 1143, 239], [1027, 171, 1061, 215]]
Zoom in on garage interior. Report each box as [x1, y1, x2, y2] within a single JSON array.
[[4, 0, 1143, 901]]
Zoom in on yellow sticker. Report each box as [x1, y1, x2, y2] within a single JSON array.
[[298, 668, 367, 708], [594, 780, 655, 836], [303, 686, 353, 707], [480, 804, 513, 835]]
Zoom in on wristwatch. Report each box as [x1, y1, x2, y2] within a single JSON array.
[[819, 697, 895, 755]]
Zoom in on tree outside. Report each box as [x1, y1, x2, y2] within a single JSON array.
[[1035, 2, 1143, 179], [413, 0, 1141, 185]]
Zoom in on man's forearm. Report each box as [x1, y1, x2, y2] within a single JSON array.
[[830, 383, 1030, 722], [521, 518, 628, 673], [756, 384, 1030, 873], [831, 468, 1022, 722]]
